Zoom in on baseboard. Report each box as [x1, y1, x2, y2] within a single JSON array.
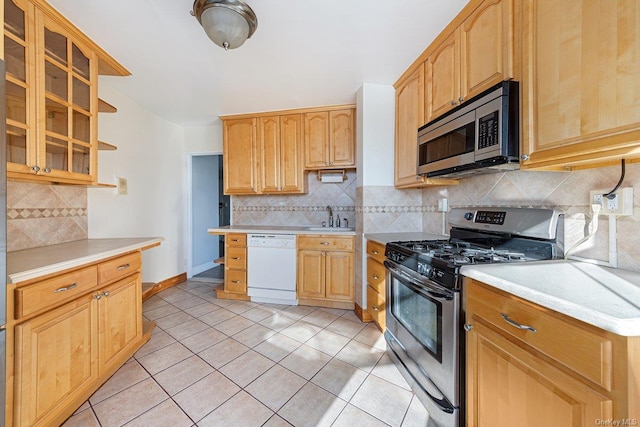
[[141, 272, 187, 301], [355, 303, 374, 323]]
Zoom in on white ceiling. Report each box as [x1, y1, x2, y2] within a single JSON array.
[[46, 0, 468, 127]]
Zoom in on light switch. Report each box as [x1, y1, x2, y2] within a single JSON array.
[[116, 176, 128, 195]]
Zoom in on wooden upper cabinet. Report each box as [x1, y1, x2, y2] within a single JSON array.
[[304, 111, 330, 169], [460, 0, 513, 101], [304, 107, 355, 169], [279, 114, 305, 193], [328, 109, 355, 167], [426, 31, 460, 121], [395, 66, 425, 187], [4, 0, 129, 185], [425, 0, 514, 123], [520, 0, 640, 170], [223, 118, 258, 194], [258, 115, 280, 193]]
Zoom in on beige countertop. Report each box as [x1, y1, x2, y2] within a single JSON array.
[[208, 225, 356, 236], [7, 238, 164, 284], [461, 260, 640, 336], [365, 232, 447, 244]]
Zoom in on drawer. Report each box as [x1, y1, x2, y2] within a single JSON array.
[[298, 235, 354, 251], [366, 240, 386, 263], [226, 270, 247, 294], [227, 233, 247, 247], [226, 247, 247, 269], [366, 257, 386, 293], [466, 279, 613, 390], [367, 285, 386, 330], [15, 266, 98, 318], [99, 252, 142, 285]]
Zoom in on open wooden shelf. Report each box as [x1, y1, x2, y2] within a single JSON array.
[[98, 98, 117, 113], [98, 141, 117, 150]]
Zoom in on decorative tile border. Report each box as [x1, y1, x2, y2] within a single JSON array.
[[233, 205, 356, 213], [356, 205, 436, 213], [7, 208, 88, 220]]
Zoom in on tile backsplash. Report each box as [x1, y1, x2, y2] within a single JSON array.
[[7, 182, 88, 251], [232, 171, 357, 227]]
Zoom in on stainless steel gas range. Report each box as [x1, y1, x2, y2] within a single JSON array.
[[383, 207, 564, 427]]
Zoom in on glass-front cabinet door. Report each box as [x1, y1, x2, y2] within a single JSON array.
[[39, 16, 96, 183], [4, 0, 35, 176]]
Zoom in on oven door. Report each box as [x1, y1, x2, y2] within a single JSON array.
[[384, 260, 460, 426]]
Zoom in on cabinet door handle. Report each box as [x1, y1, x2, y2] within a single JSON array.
[[102, 291, 110, 297], [320, 242, 330, 245], [450, 100, 458, 106], [372, 274, 379, 280], [54, 283, 77, 293], [372, 250, 379, 255], [371, 305, 379, 311], [94, 293, 102, 300], [231, 280, 241, 284], [501, 313, 537, 333], [458, 96, 465, 103], [521, 154, 530, 161], [116, 263, 131, 270], [464, 324, 473, 332], [43, 167, 51, 173]]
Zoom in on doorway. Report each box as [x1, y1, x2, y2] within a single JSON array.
[[186, 153, 229, 279]]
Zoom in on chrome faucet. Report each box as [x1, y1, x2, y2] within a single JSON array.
[[326, 205, 333, 227]]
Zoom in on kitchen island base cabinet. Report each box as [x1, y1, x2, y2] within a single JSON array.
[[466, 278, 640, 426], [297, 235, 355, 310]]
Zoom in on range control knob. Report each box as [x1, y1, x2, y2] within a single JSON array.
[[464, 212, 474, 221]]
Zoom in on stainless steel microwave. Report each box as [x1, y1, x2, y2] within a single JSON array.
[[417, 80, 520, 178]]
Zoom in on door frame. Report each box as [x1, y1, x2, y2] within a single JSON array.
[[184, 151, 224, 278]]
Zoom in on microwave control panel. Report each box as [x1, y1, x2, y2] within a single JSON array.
[[478, 111, 499, 149]]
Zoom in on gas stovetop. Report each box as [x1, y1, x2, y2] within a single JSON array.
[[384, 207, 565, 290], [387, 239, 530, 266]]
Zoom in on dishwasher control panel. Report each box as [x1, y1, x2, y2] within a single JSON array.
[[247, 234, 296, 249]]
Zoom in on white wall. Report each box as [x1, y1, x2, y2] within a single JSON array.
[[184, 123, 223, 154], [357, 84, 396, 187], [88, 80, 186, 283]]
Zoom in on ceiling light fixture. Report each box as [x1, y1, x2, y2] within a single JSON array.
[[191, 0, 258, 50]]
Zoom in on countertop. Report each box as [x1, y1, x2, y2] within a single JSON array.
[[365, 232, 447, 244], [7, 238, 164, 284], [461, 260, 640, 336], [208, 225, 356, 236]]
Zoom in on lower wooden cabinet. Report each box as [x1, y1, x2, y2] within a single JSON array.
[[14, 294, 98, 427], [297, 235, 355, 309], [9, 251, 146, 427], [220, 233, 250, 300], [366, 240, 386, 330], [465, 278, 639, 426]]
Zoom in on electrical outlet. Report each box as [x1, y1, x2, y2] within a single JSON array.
[[589, 187, 634, 216], [438, 198, 448, 212]]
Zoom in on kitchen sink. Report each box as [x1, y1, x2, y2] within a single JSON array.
[[306, 227, 354, 232]]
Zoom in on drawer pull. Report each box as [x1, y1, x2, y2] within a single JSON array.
[[116, 263, 131, 271], [231, 257, 241, 260], [231, 280, 241, 284], [371, 305, 379, 311], [320, 242, 330, 245], [54, 283, 77, 293], [372, 250, 379, 255], [501, 313, 537, 333], [231, 239, 240, 242], [372, 274, 379, 280]]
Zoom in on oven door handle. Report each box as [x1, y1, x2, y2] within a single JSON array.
[[385, 261, 453, 301], [386, 333, 455, 414]]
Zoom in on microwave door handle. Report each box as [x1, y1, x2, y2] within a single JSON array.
[[385, 261, 453, 301]]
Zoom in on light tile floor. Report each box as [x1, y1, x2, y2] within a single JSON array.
[[62, 280, 431, 427]]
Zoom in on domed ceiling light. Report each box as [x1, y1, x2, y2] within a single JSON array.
[[191, 0, 258, 50]]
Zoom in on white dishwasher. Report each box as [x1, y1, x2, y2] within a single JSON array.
[[247, 234, 298, 305]]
